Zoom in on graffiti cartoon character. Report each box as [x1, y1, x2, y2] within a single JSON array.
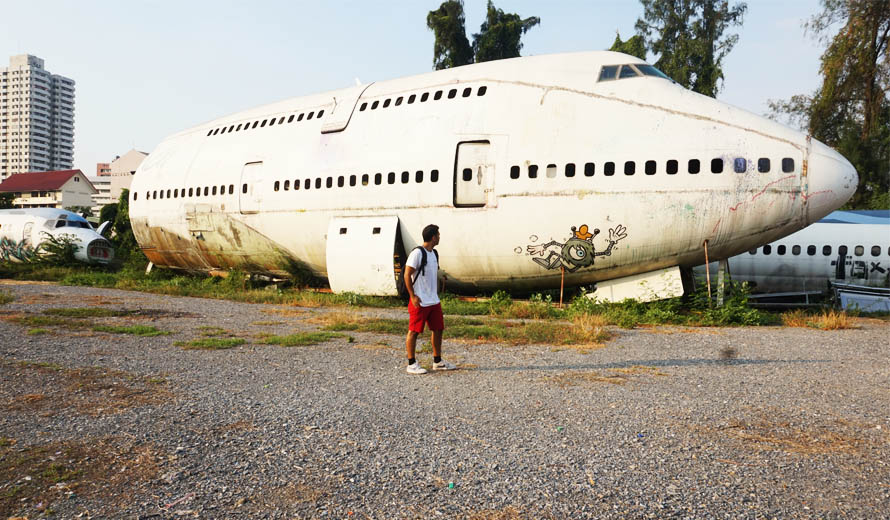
[[526, 224, 627, 272]]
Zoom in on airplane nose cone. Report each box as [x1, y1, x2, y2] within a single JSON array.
[[806, 139, 858, 223]]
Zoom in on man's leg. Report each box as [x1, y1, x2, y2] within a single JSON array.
[[406, 330, 419, 360], [431, 329, 442, 358]]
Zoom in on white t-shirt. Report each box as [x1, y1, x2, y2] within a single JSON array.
[[406, 247, 440, 306]]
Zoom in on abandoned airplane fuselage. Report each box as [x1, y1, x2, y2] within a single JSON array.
[[130, 51, 857, 298], [0, 208, 114, 264]]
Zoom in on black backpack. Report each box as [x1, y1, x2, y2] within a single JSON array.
[[410, 246, 439, 285]]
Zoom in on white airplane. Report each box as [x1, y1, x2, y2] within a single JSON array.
[[0, 208, 114, 264], [701, 210, 890, 301], [129, 51, 857, 301]]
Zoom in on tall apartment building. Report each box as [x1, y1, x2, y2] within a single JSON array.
[[0, 54, 75, 179]]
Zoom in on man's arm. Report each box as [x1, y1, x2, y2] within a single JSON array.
[[404, 266, 421, 308]]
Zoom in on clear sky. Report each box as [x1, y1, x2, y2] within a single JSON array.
[[1, 0, 825, 175]]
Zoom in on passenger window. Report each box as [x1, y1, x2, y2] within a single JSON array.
[[268, 119, 275, 126], [448, 89, 457, 99], [478, 86, 487, 96], [372, 101, 379, 109], [298, 114, 304, 121], [362, 174, 369, 186], [166, 189, 171, 198], [338, 176, 345, 188], [350, 175, 356, 187], [584, 163, 594, 177], [279, 116, 285, 124], [188, 188, 193, 197], [749, 249, 757, 255], [711, 158, 723, 174], [758, 158, 770, 172], [284, 180, 290, 191], [871, 246, 881, 257], [375, 173, 382, 185], [304, 179, 311, 189], [434, 90, 443, 100], [624, 161, 635, 175], [229, 184, 234, 194], [528, 165, 538, 179], [823, 245, 832, 256], [383, 99, 391, 108], [734, 158, 746, 173], [173, 189, 178, 198], [207, 130, 213, 136], [236, 124, 242, 131], [854, 245, 864, 256], [395, 97, 403, 106], [604, 162, 615, 176], [317, 110, 324, 118], [689, 159, 700, 174], [288, 115, 295, 123], [252, 121, 259, 128], [645, 160, 656, 175], [565, 163, 576, 177], [315, 178, 321, 189], [431, 169, 439, 182], [763, 245, 772, 255], [294, 179, 300, 190], [421, 93, 429, 102], [782, 158, 794, 172], [387, 172, 395, 184], [510, 166, 520, 179], [415, 170, 423, 183], [792, 245, 801, 255], [598, 65, 618, 81], [546, 164, 557, 178], [408, 94, 416, 104], [134, 192, 138, 201], [777, 245, 786, 255], [462, 87, 471, 97], [666, 160, 678, 175], [326, 177, 333, 188], [402, 171, 409, 184], [839, 245, 848, 257], [308, 111, 315, 120], [273, 182, 279, 192], [807, 245, 816, 256], [261, 119, 267, 127], [242, 184, 247, 194], [219, 128, 226, 135], [228, 125, 234, 132]]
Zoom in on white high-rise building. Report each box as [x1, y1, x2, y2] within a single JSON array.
[[0, 54, 75, 179]]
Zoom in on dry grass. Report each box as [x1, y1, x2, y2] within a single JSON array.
[[543, 365, 667, 387], [353, 341, 396, 351], [0, 438, 161, 517], [261, 307, 307, 317], [1, 359, 171, 417], [781, 309, 858, 330]]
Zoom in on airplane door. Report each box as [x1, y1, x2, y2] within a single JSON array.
[[325, 216, 406, 296], [320, 83, 374, 134], [454, 141, 492, 207], [239, 162, 264, 214]]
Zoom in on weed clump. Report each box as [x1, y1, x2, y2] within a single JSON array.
[[781, 309, 856, 330], [175, 337, 246, 349], [260, 332, 344, 347]]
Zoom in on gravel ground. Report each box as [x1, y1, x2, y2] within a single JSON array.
[[1, 281, 888, 519]]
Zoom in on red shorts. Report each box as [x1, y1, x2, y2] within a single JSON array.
[[408, 302, 444, 333]]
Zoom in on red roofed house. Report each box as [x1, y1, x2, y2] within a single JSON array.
[[0, 170, 97, 209]]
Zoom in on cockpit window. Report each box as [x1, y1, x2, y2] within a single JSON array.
[[635, 64, 671, 80], [618, 65, 640, 79], [55, 220, 66, 228], [599, 65, 618, 81], [598, 63, 672, 83]]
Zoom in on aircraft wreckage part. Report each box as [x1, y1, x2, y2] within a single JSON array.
[[588, 266, 685, 303], [325, 215, 404, 296]]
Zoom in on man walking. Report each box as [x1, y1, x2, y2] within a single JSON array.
[[404, 224, 455, 375]]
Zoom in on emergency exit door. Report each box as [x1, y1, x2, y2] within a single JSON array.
[[454, 141, 492, 207]]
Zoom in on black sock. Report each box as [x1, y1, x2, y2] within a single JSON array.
[[433, 356, 442, 363], [408, 358, 416, 366]]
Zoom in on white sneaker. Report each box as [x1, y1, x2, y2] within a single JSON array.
[[432, 360, 457, 371], [406, 362, 427, 375]]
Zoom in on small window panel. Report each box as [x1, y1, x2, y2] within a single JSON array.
[[510, 166, 520, 179], [528, 165, 538, 179], [807, 245, 816, 256], [546, 164, 557, 178], [782, 158, 794, 173], [763, 245, 772, 255], [604, 162, 615, 176], [666, 160, 678, 175], [431, 169, 439, 182], [584, 163, 595, 177], [757, 158, 770, 173], [711, 158, 724, 174], [624, 161, 635, 175], [689, 159, 700, 174], [565, 163, 576, 177], [734, 158, 746, 173], [792, 245, 801, 255], [777, 245, 786, 255], [598, 65, 618, 81], [645, 160, 656, 175]]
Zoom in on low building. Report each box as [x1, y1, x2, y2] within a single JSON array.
[[88, 175, 113, 214], [96, 162, 111, 176], [99, 149, 147, 204], [0, 169, 96, 209]]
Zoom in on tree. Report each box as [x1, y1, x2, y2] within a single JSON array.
[[769, 0, 889, 209], [634, 0, 747, 97], [65, 205, 93, 218], [609, 32, 647, 60], [0, 192, 14, 209], [427, 0, 539, 69], [471, 1, 540, 63], [427, 0, 474, 70]]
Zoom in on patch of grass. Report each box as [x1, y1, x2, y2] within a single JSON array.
[[197, 325, 232, 337], [0, 290, 13, 305], [175, 337, 246, 349], [8, 314, 88, 329], [92, 324, 172, 336], [27, 328, 52, 335], [260, 331, 344, 347], [251, 320, 284, 326], [43, 307, 132, 318], [781, 309, 857, 330]]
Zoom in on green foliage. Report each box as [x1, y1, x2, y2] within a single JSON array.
[[110, 189, 141, 259], [175, 337, 246, 349], [44, 307, 131, 318], [64, 206, 93, 218], [472, 1, 540, 63], [635, 0, 747, 97], [427, 0, 539, 69], [0, 192, 14, 209], [427, 0, 474, 70], [98, 203, 118, 232], [609, 32, 647, 59], [92, 324, 171, 336], [36, 232, 80, 266], [0, 290, 13, 305], [769, 0, 889, 209], [260, 332, 344, 347]]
